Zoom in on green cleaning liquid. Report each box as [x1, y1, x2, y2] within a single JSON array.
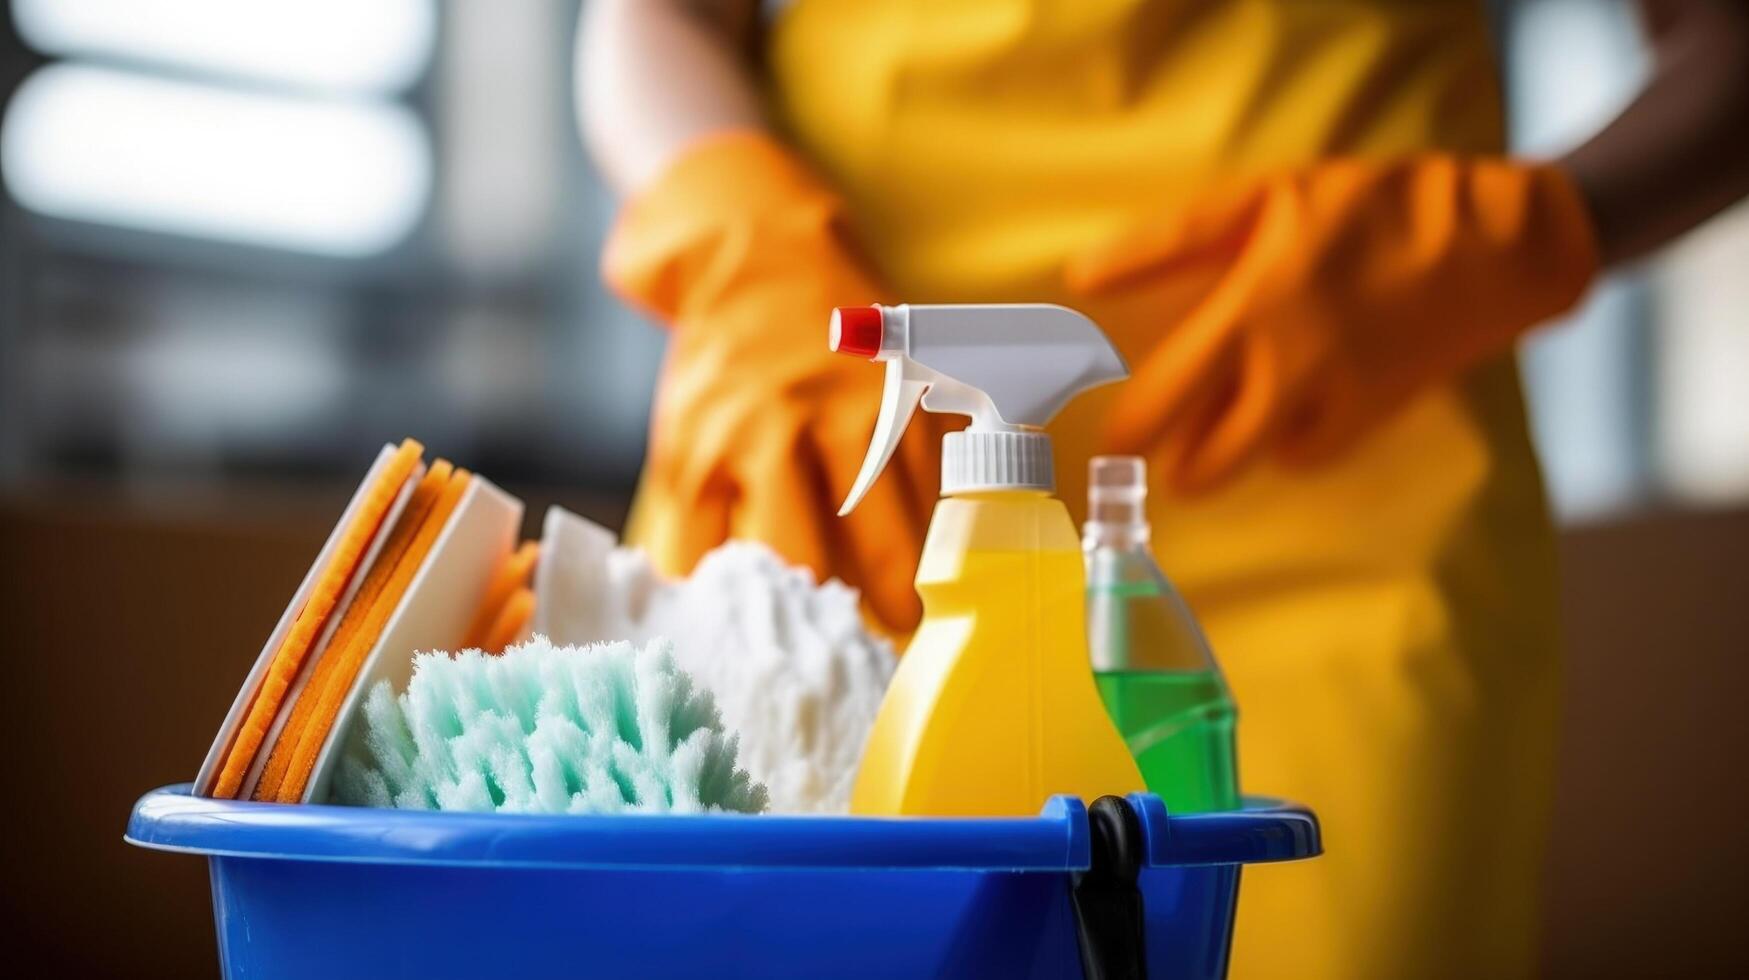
[[1094, 669, 1238, 813], [1084, 457, 1240, 814]]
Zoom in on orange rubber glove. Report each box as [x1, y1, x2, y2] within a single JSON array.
[[1067, 156, 1600, 493], [603, 132, 942, 635]]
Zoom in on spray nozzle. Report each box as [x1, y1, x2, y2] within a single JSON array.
[[832, 304, 1128, 515], [828, 305, 884, 358]]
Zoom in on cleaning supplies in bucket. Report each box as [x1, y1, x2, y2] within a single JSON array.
[[195, 438, 893, 814], [831, 303, 1146, 816], [335, 637, 768, 814]]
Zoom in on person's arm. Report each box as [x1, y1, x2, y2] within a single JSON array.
[[1563, 0, 1749, 265], [575, 0, 938, 632], [578, 0, 765, 194], [1065, 0, 1749, 490]]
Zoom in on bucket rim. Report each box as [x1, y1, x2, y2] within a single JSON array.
[[126, 785, 1319, 872]]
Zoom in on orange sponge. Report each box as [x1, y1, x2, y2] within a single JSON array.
[[252, 460, 453, 801], [271, 467, 475, 803], [211, 438, 423, 799], [482, 587, 536, 654], [462, 541, 540, 650]]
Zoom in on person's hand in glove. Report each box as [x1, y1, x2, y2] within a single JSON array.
[[603, 132, 943, 634], [1067, 157, 1600, 493]]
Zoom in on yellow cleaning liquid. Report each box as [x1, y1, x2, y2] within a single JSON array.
[[851, 490, 1146, 816]]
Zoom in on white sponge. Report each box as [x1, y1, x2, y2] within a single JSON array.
[[334, 636, 768, 815], [534, 529, 896, 814]]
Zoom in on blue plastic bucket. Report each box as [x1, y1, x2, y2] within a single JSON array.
[[128, 785, 1318, 978]]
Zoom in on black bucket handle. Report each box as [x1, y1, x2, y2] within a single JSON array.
[[1071, 795, 1148, 979]]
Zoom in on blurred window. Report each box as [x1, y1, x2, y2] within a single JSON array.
[[4, 64, 429, 256], [0, 1, 659, 491], [5, 0, 434, 258], [12, 0, 435, 95]]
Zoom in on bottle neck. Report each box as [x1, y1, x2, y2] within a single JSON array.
[[1083, 519, 1150, 552], [1082, 464, 1150, 552]]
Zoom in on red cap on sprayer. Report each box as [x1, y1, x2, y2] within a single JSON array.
[[829, 306, 883, 358]]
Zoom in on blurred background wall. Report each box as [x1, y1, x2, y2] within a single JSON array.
[[0, 1, 1743, 976]]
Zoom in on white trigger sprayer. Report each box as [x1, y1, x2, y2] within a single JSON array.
[[829, 304, 1130, 515]]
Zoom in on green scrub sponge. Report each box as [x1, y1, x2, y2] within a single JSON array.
[[334, 637, 768, 814]]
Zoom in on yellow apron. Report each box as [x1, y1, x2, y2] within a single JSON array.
[[766, 1, 1561, 976]]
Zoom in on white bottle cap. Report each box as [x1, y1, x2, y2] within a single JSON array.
[[1084, 455, 1150, 548], [941, 430, 1054, 496]]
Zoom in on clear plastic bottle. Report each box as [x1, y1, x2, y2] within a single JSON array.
[[1084, 456, 1239, 813]]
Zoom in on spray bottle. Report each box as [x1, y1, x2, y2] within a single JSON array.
[[1084, 456, 1239, 813], [833, 303, 1146, 816]]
